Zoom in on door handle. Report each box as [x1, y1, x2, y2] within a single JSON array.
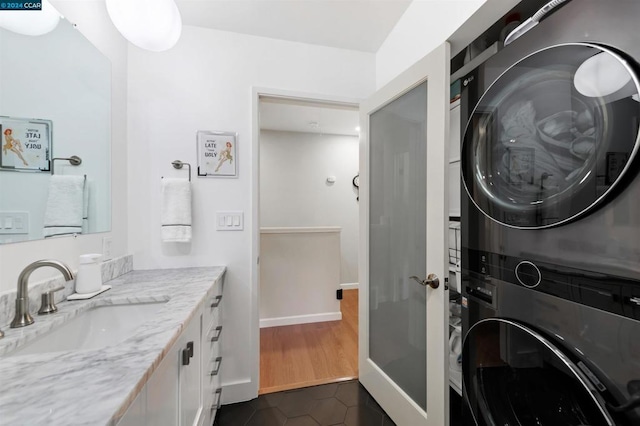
[[410, 273, 440, 289]]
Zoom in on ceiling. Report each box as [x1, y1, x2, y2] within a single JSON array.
[[176, 0, 412, 52], [260, 98, 359, 136]]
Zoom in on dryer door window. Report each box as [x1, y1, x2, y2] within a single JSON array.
[[461, 43, 640, 228], [463, 318, 614, 426]]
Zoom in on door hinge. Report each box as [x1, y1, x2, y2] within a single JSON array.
[[336, 289, 343, 300]]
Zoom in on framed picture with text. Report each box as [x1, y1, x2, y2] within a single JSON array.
[[196, 130, 238, 178], [0, 117, 52, 172]]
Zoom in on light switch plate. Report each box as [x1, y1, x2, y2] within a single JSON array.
[[0, 212, 29, 235], [216, 211, 244, 231]]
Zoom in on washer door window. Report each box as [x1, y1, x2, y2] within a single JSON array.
[[463, 318, 614, 426], [461, 43, 640, 228]]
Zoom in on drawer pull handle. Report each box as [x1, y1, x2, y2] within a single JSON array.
[[210, 356, 222, 376], [182, 341, 194, 366], [211, 388, 222, 411], [211, 295, 223, 308], [211, 326, 223, 342]]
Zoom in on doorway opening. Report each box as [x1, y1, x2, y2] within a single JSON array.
[[257, 95, 360, 394]]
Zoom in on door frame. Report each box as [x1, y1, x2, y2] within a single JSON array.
[[250, 87, 362, 396], [358, 42, 451, 425]]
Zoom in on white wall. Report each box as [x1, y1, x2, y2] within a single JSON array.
[[0, 1, 128, 292], [260, 130, 359, 284], [260, 229, 341, 327], [376, 0, 486, 89], [127, 26, 375, 402]]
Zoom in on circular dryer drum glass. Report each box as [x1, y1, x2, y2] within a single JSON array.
[[461, 43, 640, 228], [463, 318, 615, 425]]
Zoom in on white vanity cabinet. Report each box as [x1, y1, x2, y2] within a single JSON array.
[[145, 339, 180, 426], [137, 311, 203, 426], [179, 313, 203, 426], [201, 284, 224, 426], [117, 387, 147, 426], [117, 278, 224, 426]]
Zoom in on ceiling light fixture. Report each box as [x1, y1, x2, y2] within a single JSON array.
[[0, 0, 61, 36], [355, 126, 360, 132], [106, 0, 182, 52]]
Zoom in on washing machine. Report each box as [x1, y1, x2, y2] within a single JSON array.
[[459, 0, 640, 424]]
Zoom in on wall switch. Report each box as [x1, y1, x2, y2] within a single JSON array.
[[0, 212, 29, 235], [102, 237, 113, 260], [216, 211, 244, 231]]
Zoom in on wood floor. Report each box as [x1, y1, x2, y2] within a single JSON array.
[[259, 289, 358, 394]]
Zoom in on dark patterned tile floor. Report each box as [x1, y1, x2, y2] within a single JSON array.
[[214, 380, 396, 426], [214, 381, 467, 426]]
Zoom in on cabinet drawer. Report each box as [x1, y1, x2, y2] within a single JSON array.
[[203, 286, 223, 330], [203, 388, 222, 426], [203, 353, 222, 412]]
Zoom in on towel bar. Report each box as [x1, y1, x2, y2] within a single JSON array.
[[166, 160, 192, 181], [51, 156, 82, 174]]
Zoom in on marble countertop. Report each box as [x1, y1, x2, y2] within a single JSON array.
[[0, 266, 226, 426]]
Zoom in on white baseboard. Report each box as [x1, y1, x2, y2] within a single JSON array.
[[260, 311, 342, 328], [340, 282, 359, 290], [221, 378, 257, 404]]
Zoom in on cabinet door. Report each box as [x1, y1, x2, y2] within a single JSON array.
[[147, 343, 179, 426], [117, 387, 146, 426], [180, 313, 203, 426]]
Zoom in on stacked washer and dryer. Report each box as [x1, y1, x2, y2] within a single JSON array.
[[459, 1, 640, 425]]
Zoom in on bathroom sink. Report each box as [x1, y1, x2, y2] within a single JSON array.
[[8, 302, 166, 356]]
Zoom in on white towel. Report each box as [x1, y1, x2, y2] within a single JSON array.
[[82, 179, 90, 233], [161, 178, 192, 243], [43, 175, 86, 238]]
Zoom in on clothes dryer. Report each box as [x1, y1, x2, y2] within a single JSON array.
[[460, 1, 640, 424]]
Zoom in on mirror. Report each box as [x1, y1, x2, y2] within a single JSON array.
[[0, 18, 111, 243]]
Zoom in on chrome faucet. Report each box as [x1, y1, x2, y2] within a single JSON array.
[[10, 260, 75, 329]]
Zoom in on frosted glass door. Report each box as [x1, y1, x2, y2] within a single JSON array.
[[369, 82, 428, 410], [359, 42, 450, 426]]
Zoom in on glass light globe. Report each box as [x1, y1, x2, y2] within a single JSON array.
[[0, 0, 61, 36], [106, 0, 182, 52], [574, 52, 632, 98]]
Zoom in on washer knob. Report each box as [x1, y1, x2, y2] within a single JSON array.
[[515, 261, 541, 288]]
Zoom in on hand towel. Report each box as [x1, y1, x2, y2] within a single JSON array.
[[82, 178, 90, 233], [161, 178, 192, 243], [43, 175, 86, 238]]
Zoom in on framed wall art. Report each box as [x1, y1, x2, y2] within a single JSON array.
[[197, 130, 238, 178], [0, 117, 52, 172]]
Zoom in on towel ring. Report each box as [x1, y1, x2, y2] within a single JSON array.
[[51, 156, 82, 175], [171, 160, 191, 182]]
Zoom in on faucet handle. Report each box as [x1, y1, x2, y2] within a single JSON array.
[[38, 286, 65, 315]]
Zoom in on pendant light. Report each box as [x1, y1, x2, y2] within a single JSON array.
[[106, 0, 182, 52], [0, 0, 61, 36]]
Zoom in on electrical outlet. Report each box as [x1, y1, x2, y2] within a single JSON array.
[[102, 237, 113, 260]]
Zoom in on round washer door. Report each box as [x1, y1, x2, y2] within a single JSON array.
[[463, 318, 614, 426], [461, 43, 640, 228]]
